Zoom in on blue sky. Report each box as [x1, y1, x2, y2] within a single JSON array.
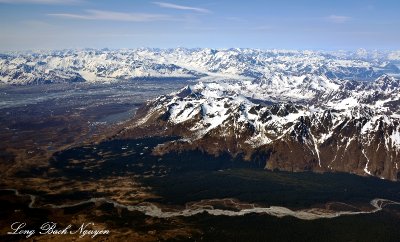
[[0, 0, 399, 50]]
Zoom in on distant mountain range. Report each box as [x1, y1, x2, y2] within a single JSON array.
[[1, 48, 400, 85]]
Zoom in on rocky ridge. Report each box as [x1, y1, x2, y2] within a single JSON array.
[[121, 74, 400, 180]]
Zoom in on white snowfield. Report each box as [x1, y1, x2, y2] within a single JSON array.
[[0, 48, 399, 84]]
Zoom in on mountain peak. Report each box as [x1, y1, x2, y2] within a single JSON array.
[[374, 74, 400, 92]]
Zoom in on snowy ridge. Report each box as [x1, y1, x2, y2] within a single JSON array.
[[1, 48, 400, 85], [149, 79, 400, 148], [134, 74, 400, 180]]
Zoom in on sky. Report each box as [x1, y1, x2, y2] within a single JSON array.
[[0, 0, 399, 51]]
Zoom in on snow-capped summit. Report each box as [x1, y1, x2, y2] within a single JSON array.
[[373, 74, 400, 92], [121, 73, 400, 181]]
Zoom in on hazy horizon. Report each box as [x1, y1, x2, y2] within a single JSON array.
[[1, 0, 399, 51], [1, 47, 400, 54]]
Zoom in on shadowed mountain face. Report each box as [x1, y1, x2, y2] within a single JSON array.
[[119, 74, 400, 181]]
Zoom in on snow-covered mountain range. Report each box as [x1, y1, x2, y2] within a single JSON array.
[[1, 48, 400, 85], [2, 48, 400, 180], [109, 49, 400, 180]]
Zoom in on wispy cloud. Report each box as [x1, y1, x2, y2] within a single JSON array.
[[153, 2, 210, 14], [48, 9, 173, 22], [21, 20, 53, 28], [224, 17, 245, 22], [327, 15, 351, 23], [365, 4, 375, 11], [0, 0, 82, 4], [252, 25, 273, 31]]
